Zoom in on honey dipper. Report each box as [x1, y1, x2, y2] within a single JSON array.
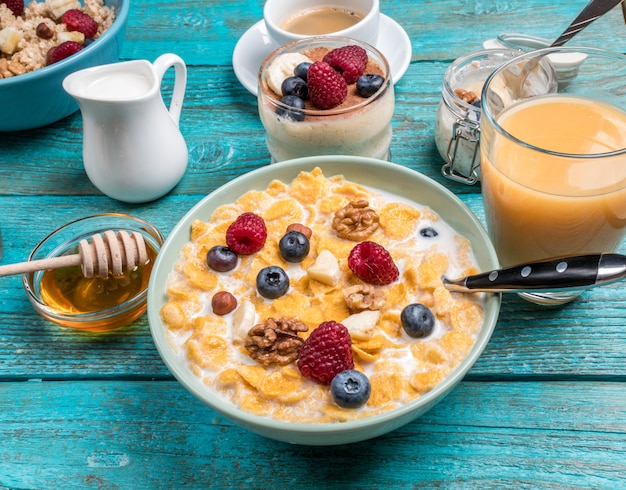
[[0, 230, 148, 279]]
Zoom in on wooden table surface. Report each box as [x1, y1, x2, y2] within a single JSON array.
[[2, 0, 626, 488]]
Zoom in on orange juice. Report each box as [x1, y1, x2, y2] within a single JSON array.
[[481, 94, 626, 266]]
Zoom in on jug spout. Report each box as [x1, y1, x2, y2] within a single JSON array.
[[63, 54, 189, 203], [63, 59, 156, 102]]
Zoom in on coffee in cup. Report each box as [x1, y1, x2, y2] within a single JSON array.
[[263, 0, 380, 46]]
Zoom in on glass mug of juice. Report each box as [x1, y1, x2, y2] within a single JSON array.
[[480, 47, 626, 305]]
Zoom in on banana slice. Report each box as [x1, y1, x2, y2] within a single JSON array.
[[264, 52, 312, 96], [0, 28, 23, 55], [307, 249, 340, 286], [58, 31, 85, 44], [46, 0, 81, 19], [231, 299, 256, 342], [341, 310, 381, 341]]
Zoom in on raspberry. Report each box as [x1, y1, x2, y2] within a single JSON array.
[[2, 0, 24, 17], [225, 212, 267, 255], [322, 45, 368, 84], [62, 9, 98, 38], [347, 241, 399, 286], [46, 41, 83, 65], [297, 321, 354, 385], [307, 61, 347, 110]]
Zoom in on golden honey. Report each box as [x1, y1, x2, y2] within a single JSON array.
[[38, 241, 158, 331]]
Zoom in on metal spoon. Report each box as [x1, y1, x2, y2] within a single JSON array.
[[442, 253, 626, 294], [551, 0, 624, 47], [494, 0, 623, 103]]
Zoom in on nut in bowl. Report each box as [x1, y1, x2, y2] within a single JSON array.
[[23, 214, 164, 332], [0, 0, 128, 131], [147, 156, 501, 445], [257, 36, 394, 162]]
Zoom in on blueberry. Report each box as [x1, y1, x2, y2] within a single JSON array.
[[206, 245, 237, 272], [401, 303, 436, 338], [330, 370, 371, 409], [356, 74, 385, 98], [419, 227, 439, 238], [294, 62, 312, 81], [276, 95, 305, 122], [279, 231, 310, 263], [256, 266, 290, 299], [281, 76, 308, 99]]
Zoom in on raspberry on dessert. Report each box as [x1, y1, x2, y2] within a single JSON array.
[[307, 61, 348, 110], [46, 41, 84, 65], [348, 241, 399, 286], [2, 0, 24, 17], [322, 45, 368, 84], [62, 9, 98, 39], [297, 321, 354, 385], [225, 212, 267, 255]]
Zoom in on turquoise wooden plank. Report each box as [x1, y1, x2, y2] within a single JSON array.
[[0, 62, 485, 199], [116, 0, 626, 65], [1, 380, 624, 488], [2, 192, 626, 379], [0, 189, 626, 379]]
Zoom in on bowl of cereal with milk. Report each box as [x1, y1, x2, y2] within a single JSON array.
[[0, 0, 128, 131], [148, 156, 501, 445]]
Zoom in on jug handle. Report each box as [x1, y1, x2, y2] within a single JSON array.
[[153, 53, 187, 127]]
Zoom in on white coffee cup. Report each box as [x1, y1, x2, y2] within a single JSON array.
[[263, 0, 380, 47]]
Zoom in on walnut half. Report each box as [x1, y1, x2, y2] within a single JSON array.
[[332, 200, 380, 241], [343, 284, 386, 313], [244, 317, 309, 366], [454, 88, 479, 104]]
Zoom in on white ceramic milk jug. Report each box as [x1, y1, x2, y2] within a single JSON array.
[[63, 53, 188, 203]]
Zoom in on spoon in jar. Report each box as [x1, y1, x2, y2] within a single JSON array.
[[442, 253, 626, 294], [550, 0, 623, 47], [492, 0, 623, 106], [0, 230, 148, 279]]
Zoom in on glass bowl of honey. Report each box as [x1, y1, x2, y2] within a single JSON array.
[[23, 214, 164, 332]]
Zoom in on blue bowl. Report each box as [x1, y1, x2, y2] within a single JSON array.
[[0, 0, 128, 132]]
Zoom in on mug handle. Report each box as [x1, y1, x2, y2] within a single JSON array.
[[152, 53, 187, 127]]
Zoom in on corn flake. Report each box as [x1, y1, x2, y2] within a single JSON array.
[[379, 202, 421, 240], [418, 252, 449, 290], [410, 368, 447, 393], [451, 300, 484, 334]]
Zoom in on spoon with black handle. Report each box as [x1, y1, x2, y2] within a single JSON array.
[[442, 253, 626, 294]]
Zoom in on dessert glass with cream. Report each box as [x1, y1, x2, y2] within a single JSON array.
[[258, 37, 394, 162]]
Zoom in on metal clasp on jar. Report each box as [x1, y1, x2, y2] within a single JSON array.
[[441, 108, 481, 185]]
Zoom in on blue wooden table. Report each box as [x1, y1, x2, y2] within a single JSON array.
[[2, 0, 626, 487]]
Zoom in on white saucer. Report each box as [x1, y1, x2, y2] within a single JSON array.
[[232, 14, 412, 96]]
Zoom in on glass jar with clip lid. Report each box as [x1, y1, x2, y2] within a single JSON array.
[[435, 48, 518, 184]]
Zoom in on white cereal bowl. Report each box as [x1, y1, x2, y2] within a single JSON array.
[[147, 156, 501, 445], [0, 0, 128, 132]]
